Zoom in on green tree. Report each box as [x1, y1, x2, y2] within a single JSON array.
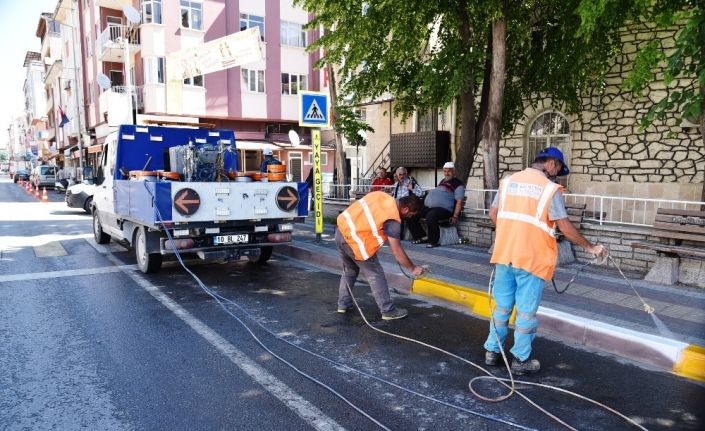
[[297, 0, 623, 192]]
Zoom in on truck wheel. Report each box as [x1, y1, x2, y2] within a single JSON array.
[[247, 246, 273, 264], [83, 197, 93, 213], [93, 212, 110, 244], [136, 226, 162, 274]]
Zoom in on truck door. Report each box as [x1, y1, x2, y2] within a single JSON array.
[[97, 138, 120, 236]]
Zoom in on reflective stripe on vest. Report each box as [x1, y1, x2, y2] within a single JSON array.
[[337, 192, 400, 261], [497, 177, 558, 238], [491, 169, 562, 280]]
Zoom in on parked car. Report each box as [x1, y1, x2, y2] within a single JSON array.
[[32, 166, 57, 189], [13, 169, 31, 183], [65, 179, 96, 213]]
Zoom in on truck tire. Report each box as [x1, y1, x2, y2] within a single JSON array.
[[247, 246, 273, 264], [136, 226, 162, 274], [93, 212, 110, 244]]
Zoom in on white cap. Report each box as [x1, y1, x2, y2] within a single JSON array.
[[263, 148, 273, 156], [443, 162, 455, 169]]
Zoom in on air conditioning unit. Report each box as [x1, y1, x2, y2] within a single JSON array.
[[680, 116, 699, 128]]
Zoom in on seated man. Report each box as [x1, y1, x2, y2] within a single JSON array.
[[370, 167, 393, 191], [406, 162, 465, 248], [392, 167, 425, 201]]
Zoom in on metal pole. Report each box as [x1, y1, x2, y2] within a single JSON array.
[[69, 6, 83, 180], [123, 28, 134, 125]]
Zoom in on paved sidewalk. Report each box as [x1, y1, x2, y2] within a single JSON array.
[[278, 217, 705, 383]]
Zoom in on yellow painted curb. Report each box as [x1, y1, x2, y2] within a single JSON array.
[[673, 345, 705, 383], [412, 278, 515, 323]]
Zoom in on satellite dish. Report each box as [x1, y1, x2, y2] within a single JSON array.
[[123, 5, 141, 24], [96, 73, 112, 90], [288, 130, 302, 145]]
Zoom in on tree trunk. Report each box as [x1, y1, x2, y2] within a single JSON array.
[[482, 16, 507, 208], [324, 36, 348, 196], [454, 0, 477, 185]]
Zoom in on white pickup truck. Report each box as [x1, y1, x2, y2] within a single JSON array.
[[91, 123, 308, 273]]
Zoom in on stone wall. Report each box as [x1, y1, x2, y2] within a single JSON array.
[[465, 22, 704, 204]]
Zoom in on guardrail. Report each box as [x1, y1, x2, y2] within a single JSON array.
[[325, 184, 704, 228]]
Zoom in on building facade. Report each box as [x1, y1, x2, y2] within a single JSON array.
[[55, 0, 333, 182]]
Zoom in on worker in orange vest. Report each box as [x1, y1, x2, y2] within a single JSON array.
[[484, 147, 606, 375], [336, 192, 424, 320]]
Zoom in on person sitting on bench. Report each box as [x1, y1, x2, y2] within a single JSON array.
[[406, 162, 465, 248]]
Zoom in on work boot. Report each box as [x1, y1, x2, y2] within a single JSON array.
[[485, 350, 500, 366], [511, 357, 541, 375], [382, 307, 408, 320], [337, 305, 354, 314]]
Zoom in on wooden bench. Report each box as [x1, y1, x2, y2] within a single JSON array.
[[631, 208, 705, 285], [631, 209, 705, 257]]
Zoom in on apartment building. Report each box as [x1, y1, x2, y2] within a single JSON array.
[[22, 50, 48, 163], [57, 0, 333, 182]]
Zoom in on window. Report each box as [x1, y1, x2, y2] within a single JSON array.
[[241, 14, 264, 41], [48, 20, 61, 33], [281, 21, 305, 47], [181, 1, 203, 30], [281, 73, 307, 95], [308, 152, 328, 165], [86, 34, 92, 57], [142, 0, 162, 24], [242, 68, 265, 93], [143, 57, 165, 84], [183, 75, 204, 87], [354, 107, 367, 121], [526, 111, 571, 185]]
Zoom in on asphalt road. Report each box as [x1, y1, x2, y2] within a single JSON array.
[[1, 174, 703, 431]]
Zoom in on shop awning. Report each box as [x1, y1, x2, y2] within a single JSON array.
[[234, 141, 279, 151]]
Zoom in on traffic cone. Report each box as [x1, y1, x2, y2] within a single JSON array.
[[19, 179, 23, 186], [35, 186, 41, 199], [26, 182, 31, 193], [42, 187, 49, 203]]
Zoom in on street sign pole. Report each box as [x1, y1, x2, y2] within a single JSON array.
[[299, 91, 330, 244], [312, 129, 322, 242]]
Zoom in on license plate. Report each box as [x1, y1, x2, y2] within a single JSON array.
[[214, 234, 248, 245]]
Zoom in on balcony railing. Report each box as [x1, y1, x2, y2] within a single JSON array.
[[96, 24, 140, 62], [110, 85, 144, 108]]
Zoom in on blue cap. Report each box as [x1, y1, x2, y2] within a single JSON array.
[[537, 147, 570, 176]]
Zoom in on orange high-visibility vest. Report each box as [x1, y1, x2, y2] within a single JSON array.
[[491, 169, 562, 280], [337, 192, 401, 261]]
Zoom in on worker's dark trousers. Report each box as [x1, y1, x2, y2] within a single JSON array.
[[405, 206, 453, 245]]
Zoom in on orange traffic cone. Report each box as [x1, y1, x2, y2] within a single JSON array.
[[34, 185, 40, 199], [26, 182, 31, 193], [19, 179, 23, 186], [42, 187, 49, 203]]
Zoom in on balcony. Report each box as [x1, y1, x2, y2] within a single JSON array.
[[95, 0, 134, 11], [99, 86, 144, 127], [96, 25, 140, 63]]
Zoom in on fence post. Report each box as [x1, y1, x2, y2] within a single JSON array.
[[599, 197, 604, 225]]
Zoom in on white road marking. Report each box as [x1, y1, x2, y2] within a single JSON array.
[[88, 240, 345, 431], [0, 266, 125, 283]]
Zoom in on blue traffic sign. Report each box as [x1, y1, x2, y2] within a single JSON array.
[[299, 91, 330, 128]]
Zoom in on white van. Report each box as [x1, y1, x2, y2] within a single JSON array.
[[32, 166, 57, 189]]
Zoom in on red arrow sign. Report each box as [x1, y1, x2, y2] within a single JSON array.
[[174, 188, 201, 215], [276, 187, 299, 211]]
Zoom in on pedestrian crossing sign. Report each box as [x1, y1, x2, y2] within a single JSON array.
[[299, 91, 330, 128]]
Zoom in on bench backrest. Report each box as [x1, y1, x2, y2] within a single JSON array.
[[564, 203, 587, 229], [653, 208, 705, 243]]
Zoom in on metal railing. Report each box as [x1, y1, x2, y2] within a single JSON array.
[[322, 185, 704, 228], [361, 141, 391, 179], [564, 194, 704, 226], [111, 85, 144, 107], [96, 24, 140, 57]]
